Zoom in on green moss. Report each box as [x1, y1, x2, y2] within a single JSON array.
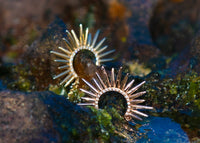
[[86, 107, 137, 142], [194, 98, 200, 110], [67, 81, 85, 103], [72, 128, 78, 136], [128, 60, 151, 76], [89, 107, 115, 140], [5, 65, 33, 92], [68, 88, 84, 103], [49, 85, 68, 97], [49, 79, 85, 103], [6, 51, 18, 59], [145, 71, 200, 111], [169, 83, 178, 94]]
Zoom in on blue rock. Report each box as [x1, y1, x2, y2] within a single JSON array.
[[0, 80, 6, 91], [137, 116, 189, 143]]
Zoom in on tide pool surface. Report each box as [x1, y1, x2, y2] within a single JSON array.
[[137, 116, 189, 143]]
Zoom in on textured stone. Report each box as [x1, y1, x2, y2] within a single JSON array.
[[149, 0, 200, 55], [0, 90, 128, 142], [23, 18, 67, 90], [0, 90, 60, 143], [138, 117, 189, 142]]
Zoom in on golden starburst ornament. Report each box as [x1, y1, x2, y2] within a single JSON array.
[[50, 24, 115, 87], [78, 67, 153, 121]]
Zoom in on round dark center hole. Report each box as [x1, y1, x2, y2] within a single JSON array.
[[73, 49, 96, 75], [98, 91, 128, 116]]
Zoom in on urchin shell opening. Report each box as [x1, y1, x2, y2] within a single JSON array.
[[98, 91, 128, 116], [72, 49, 97, 76]]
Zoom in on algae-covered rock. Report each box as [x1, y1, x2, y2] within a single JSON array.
[[0, 90, 136, 142], [143, 72, 200, 140], [23, 18, 67, 90], [145, 72, 200, 111]]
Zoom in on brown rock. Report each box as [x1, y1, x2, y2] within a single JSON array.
[[149, 0, 200, 55], [0, 90, 60, 143], [23, 18, 67, 90], [0, 89, 129, 142]]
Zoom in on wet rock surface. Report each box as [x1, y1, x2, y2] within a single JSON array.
[[0, 90, 129, 143], [138, 117, 189, 142], [0, 0, 200, 142], [0, 90, 60, 143]]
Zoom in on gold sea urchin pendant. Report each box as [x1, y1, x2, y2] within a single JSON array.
[[78, 67, 153, 121], [50, 24, 115, 87]]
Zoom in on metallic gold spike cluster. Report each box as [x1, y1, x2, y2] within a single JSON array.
[[51, 24, 115, 87], [78, 67, 153, 121], [51, 24, 153, 122]]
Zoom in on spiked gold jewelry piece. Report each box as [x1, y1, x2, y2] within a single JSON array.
[[78, 67, 153, 121], [50, 24, 115, 87]]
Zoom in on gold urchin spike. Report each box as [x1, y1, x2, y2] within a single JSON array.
[[78, 66, 153, 121], [50, 24, 115, 87]]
